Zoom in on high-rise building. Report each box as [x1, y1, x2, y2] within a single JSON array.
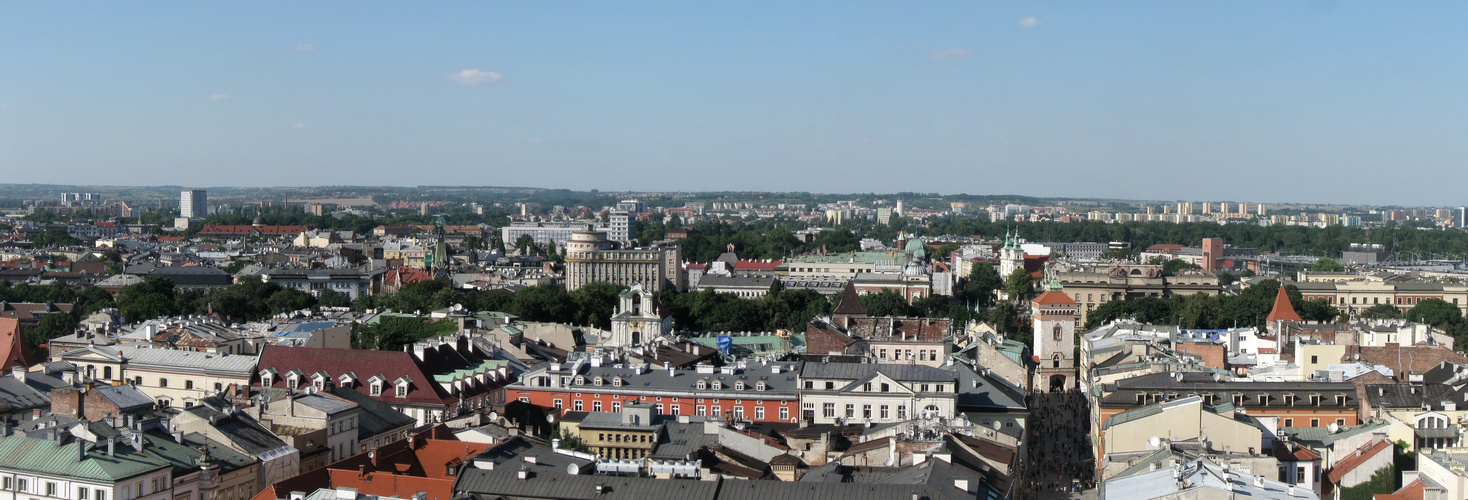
[[607, 211, 635, 243], [180, 190, 207, 218], [1459, 207, 1466, 228]]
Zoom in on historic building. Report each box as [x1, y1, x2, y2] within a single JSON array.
[[562, 231, 684, 292], [1032, 271, 1080, 392], [607, 285, 673, 348]]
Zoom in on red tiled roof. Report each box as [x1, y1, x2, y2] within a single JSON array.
[[1327, 440, 1392, 484], [1373, 478, 1426, 500], [1033, 290, 1077, 306], [1147, 244, 1184, 253], [385, 267, 433, 285], [1274, 443, 1321, 462], [251, 425, 483, 500], [686, 263, 708, 270], [1268, 286, 1302, 323], [0, 318, 36, 371], [256, 345, 451, 406]]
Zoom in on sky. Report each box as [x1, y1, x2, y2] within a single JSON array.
[[2, 2, 1466, 205]]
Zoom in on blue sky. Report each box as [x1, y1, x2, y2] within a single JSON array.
[[2, 2, 1466, 205]]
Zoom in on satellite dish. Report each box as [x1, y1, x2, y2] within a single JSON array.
[[488, 411, 499, 421], [566, 464, 579, 475], [547, 413, 557, 424], [1327, 423, 1340, 433], [1148, 436, 1161, 449], [884, 456, 895, 467], [992, 421, 1003, 431]]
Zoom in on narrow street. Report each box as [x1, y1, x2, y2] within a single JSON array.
[[1021, 390, 1097, 500]]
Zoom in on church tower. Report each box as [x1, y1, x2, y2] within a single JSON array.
[[999, 230, 1025, 278], [1031, 268, 1079, 392], [608, 285, 672, 348]]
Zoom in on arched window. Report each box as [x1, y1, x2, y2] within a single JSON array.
[[697, 380, 707, 390], [1053, 324, 1063, 341]]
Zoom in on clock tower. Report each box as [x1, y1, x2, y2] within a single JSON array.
[[1031, 267, 1079, 393]]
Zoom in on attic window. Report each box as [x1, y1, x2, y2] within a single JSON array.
[[711, 380, 722, 390], [261, 373, 274, 387], [395, 380, 409, 398], [735, 381, 745, 390], [594, 377, 603, 387], [756, 381, 766, 391], [612, 377, 622, 387], [575, 376, 585, 385], [370, 382, 383, 396]]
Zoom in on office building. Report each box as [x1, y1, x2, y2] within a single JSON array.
[[563, 231, 684, 292], [180, 189, 207, 218], [607, 211, 635, 243]]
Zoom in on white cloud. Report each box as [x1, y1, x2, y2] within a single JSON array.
[[1019, 16, 1040, 27], [446, 69, 505, 85], [208, 93, 232, 101], [294, 43, 316, 52], [928, 49, 975, 60], [292, 122, 307, 130]]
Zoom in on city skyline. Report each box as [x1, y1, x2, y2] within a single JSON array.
[[3, 3, 1466, 205]]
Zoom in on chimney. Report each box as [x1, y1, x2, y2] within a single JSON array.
[[12, 366, 25, 384], [107, 438, 114, 456]]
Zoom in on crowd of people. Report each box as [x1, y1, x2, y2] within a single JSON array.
[[1020, 388, 1095, 499]]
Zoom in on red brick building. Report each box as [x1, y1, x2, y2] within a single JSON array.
[[507, 358, 801, 423]]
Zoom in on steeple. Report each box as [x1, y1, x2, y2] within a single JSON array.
[[1267, 285, 1302, 323]]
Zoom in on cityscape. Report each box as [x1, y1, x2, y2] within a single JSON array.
[[5, 3, 1468, 500]]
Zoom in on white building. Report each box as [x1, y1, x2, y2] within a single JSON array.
[[180, 190, 207, 218], [797, 363, 957, 425]]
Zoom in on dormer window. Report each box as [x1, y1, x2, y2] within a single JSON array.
[[735, 381, 745, 390], [260, 369, 277, 387], [370, 382, 382, 396], [594, 377, 604, 386], [756, 381, 766, 391], [575, 376, 585, 385], [612, 377, 622, 387], [394, 376, 412, 398], [287, 375, 300, 390], [368, 375, 386, 396], [338, 373, 356, 388], [712, 380, 722, 390], [697, 380, 707, 390]]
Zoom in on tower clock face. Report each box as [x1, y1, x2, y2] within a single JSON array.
[[1053, 324, 1063, 341]]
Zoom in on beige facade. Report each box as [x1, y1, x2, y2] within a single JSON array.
[[1102, 397, 1263, 457], [56, 346, 256, 409], [1058, 266, 1219, 326], [563, 231, 684, 292]]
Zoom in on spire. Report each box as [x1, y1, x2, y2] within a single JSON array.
[[1267, 285, 1302, 323], [832, 281, 867, 318]]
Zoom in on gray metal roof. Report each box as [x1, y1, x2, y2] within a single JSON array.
[[294, 393, 358, 415], [327, 387, 416, 439], [800, 362, 955, 383], [110, 345, 258, 376], [92, 384, 155, 410]]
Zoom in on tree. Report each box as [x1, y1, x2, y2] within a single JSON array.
[[569, 282, 624, 329], [1004, 268, 1035, 303], [1406, 298, 1463, 330], [117, 276, 179, 322], [266, 288, 316, 315], [860, 290, 918, 317], [316, 289, 352, 309], [987, 303, 1025, 343], [28, 312, 77, 357], [1361, 303, 1401, 320], [1161, 259, 1202, 276], [963, 263, 1003, 308], [1311, 257, 1346, 272], [514, 234, 538, 256]]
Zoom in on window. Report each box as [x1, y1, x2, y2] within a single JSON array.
[[879, 349, 887, 359], [96, 489, 106, 500], [1336, 419, 1346, 427], [1310, 356, 1318, 364], [396, 384, 407, 397], [897, 405, 907, 419], [755, 407, 764, 420], [160, 378, 169, 388], [370, 383, 382, 396], [803, 381, 813, 389], [825, 382, 835, 390], [823, 403, 835, 418], [880, 383, 890, 393], [612, 378, 622, 387], [553, 399, 563, 409], [712, 381, 722, 390], [672, 404, 681, 415], [921, 384, 929, 392], [654, 404, 663, 413], [863, 405, 872, 419], [880, 405, 889, 419], [574, 400, 584, 411], [103, 367, 111, 379], [186, 380, 194, 390], [1310, 418, 1320, 427], [134, 376, 143, 385], [593, 401, 602, 412], [4, 476, 11, 490], [1284, 418, 1293, 427], [17, 479, 25, 493], [935, 384, 944, 392], [697, 405, 707, 416], [78, 487, 89, 500], [780, 407, 789, 420], [846, 404, 855, 418], [698, 380, 708, 390], [734, 406, 745, 419], [735, 381, 745, 390], [214, 382, 222, 392], [46, 482, 55, 496], [756, 381, 766, 391], [863, 383, 872, 392], [612, 402, 621, 412], [594, 377, 603, 386]]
